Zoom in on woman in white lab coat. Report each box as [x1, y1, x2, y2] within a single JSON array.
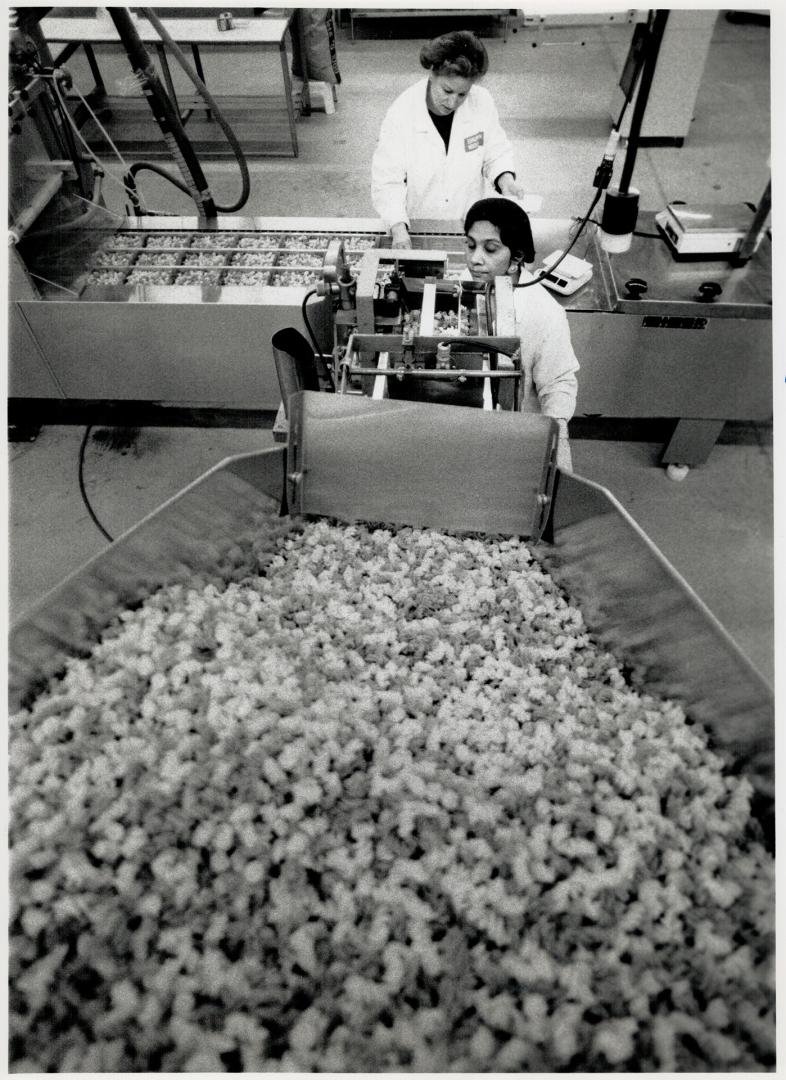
[[463, 197, 579, 470], [371, 31, 524, 248]]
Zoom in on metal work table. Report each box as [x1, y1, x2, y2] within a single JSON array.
[[40, 14, 301, 157]]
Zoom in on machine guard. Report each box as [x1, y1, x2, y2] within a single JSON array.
[[286, 391, 558, 539]]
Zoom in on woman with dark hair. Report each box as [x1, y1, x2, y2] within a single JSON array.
[[371, 31, 524, 248], [463, 197, 579, 470]]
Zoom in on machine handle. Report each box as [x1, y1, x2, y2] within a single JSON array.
[[696, 280, 723, 302], [624, 277, 648, 299]]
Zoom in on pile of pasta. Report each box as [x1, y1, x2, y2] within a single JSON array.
[[10, 518, 774, 1071]]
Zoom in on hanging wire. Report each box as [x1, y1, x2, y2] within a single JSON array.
[[44, 73, 170, 213], [25, 272, 81, 297], [515, 187, 604, 290], [71, 191, 126, 221], [78, 426, 114, 542]]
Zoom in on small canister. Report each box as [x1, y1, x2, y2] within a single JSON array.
[[217, 12, 234, 30]]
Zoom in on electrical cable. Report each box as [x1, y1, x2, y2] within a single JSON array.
[[515, 187, 603, 290], [301, 288, 336, 391], [301, 288, 327, 359], [78, 426, 114, 543]]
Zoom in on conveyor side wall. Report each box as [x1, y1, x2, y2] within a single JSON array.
[[546, 472, 773, 797]]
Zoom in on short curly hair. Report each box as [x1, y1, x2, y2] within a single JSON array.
[[419, 30, 489, 79]]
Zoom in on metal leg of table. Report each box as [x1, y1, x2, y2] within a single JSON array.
[[660, 418, 726, 466], [154, 42, 181, 118], [279, 40, 299, 157], [290, 8, 311, 116], [83, 43, 108, 96], [190, 44, 212, 121]]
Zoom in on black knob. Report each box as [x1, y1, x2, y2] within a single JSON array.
[[697, 281, 722, 302], [624, 277, 648, 299]]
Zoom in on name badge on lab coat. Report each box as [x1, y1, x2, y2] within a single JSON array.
[[464, 132, 484, 152]]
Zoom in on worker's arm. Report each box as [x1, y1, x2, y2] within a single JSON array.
[[371, 106, 411, 240], [478, 90, 518, 194], [495, 171, 525, 201], [518, 290, 579, 472]]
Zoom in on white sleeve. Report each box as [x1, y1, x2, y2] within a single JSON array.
[[371, 105, 410, 231], [480, 93, 517, 187], [522, 293, 580, 421]]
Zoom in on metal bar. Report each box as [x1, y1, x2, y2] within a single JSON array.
[[419, 280, 437, 335], [279, 32, 298, 156], [154, 42, 181, 117], [190, 43, 211, 121], [83, 43, 108, 95], [372, 351, 389, 400], [52, 40, 81, 65], [353, 334, 520, 352], [482, 357, 493, 410], [291, 8, 311, 116], [348, 367, 522, 380], [618, 11, 670, 195], [9, 172, 64, 245]]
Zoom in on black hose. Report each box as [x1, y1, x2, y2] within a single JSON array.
[[78, 426, 114, 543], [141, 7, 250, 213], [301, 288, 336, 391], [107, 8, 217, 222], [515, 187, 603, 290], [301, 288, 325, 359]]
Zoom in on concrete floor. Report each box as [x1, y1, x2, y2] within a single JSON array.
[[7, 9, 775, 689]]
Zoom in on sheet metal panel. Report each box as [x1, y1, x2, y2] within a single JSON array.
[[18, 295, 331, 407], [567, 311, 772, 418], [286, 391, 557, 538], [547, 471, 773, 799]]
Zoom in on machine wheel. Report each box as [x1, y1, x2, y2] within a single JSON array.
[[666, 463, 690, 482]]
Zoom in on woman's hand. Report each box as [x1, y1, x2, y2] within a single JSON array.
[[555, 418, 573, 473], [497, 173, 526, 201], [390, 222, 412, 249]]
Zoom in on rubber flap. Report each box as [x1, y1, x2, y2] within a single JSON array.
[[287, 391, 557, 538]]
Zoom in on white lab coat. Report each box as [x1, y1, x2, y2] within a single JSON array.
[[371, 78, 517, 229]]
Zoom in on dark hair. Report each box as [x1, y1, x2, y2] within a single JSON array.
[[419, 31, 489, 79], [463, 198, 536, 264]]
